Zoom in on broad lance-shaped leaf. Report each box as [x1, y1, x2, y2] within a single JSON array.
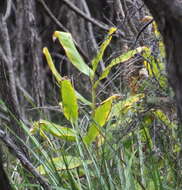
[[53, 31, 94, 77], [92, 27, 117, 73], [30, 120, 76, 141], [61, 79, 78, 124], [37, 156, 92, 175], [83, 95, 118, 145]]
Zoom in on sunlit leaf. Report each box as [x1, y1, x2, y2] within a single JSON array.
[[92, 27, 117, 73], [142, 45, 167, 88], [53, 31, 94, 77], [43, 47, 62, 83], [30, 120, 76, 141], [173, 143, 181, 153], [111, 93, 145, 118], [96, 46, 148, 85], [61, 79, 78, 123], [37, 155, 92, 175], [43, 47, 91, 106], [83, 95, 117, 145]]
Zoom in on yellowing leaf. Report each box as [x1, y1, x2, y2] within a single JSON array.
[[83, 97, 114, 145], [61, 79, 78, 124], [153, 109, 176, 129], [43, 47, 62, 83], [53, 31, 94, 77], [98, 46, 148, 81], [142, 48, 167, 88], [43, 47, 91, 107], [92, 27, 117, 73], [112, 94, 145, 118], [31, 120, 76, 141]]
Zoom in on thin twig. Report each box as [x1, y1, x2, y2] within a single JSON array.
[[80, 0, 105, 71], [133, 19, 154, 47], [62, 0, 126, 38], [16, 78, 34, 103], [0, 17, 21, 114], [80, 0, 98, 52], [0, 46, 8, 62], [61, 0, 110, 31], [4, 0, 12, 20]]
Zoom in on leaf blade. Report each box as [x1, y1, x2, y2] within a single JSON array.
[[53, 31, 94, 77], [61, 79, 78, 124]]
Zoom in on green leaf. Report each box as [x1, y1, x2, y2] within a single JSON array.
[[140, 115, 153, 147], [30, 120, 76, 141], [111, 93, 145, 118], [43, 47, 62, 83], [142, 47, 167, 88], [92, 27, 117, 73], [43, 47, 91, 106], [61, 79, 78, 124], [53, 31, 94, 77], [99, 46, 148, 81], [37, 155, 92, 175], [83, 95, 117, 145]]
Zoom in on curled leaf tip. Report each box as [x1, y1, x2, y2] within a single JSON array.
[[52, 31, 60, 41], [43, 47, 48, 55]]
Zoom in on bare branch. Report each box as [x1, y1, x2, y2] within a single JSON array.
[[0, 17, 20, 114], [4, 0, 12, 20], [38, 0, 68, 32], [0, 46, 8, 62], [61, 0, 110, 31], [80, 0, 105, 71], [80, 0, 98, 52]]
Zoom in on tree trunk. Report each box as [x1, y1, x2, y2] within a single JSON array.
[[142, 0, 182, 183], [142, 0, 182, 123]]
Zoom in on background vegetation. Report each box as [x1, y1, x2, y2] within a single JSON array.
[[0, 0, 181, 189]]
